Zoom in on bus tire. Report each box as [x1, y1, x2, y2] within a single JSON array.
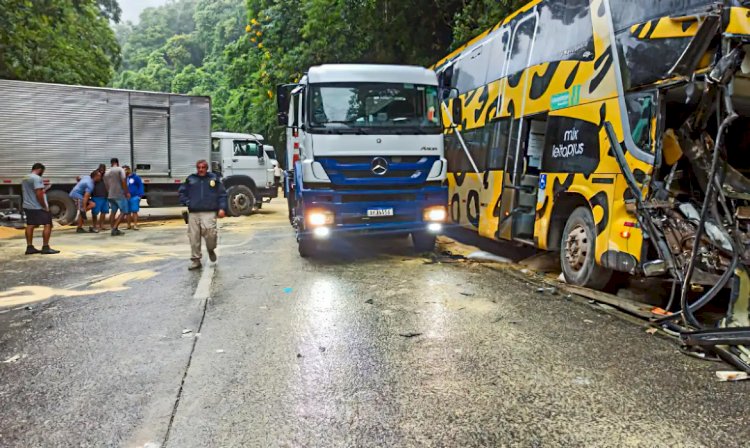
[[227, 185, 256, 216], [412, 231, 436, 253], [46, 190, 76, 225], [561, 207, 612, 290], [298, 237, 316, 258]]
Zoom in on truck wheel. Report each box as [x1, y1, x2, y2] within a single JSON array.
[[298, 237, 316, 258], [412, 231, 436, 253], [561, 207, 612, 289], [46, 190, 76, 225], [227, 185, 256, 216]]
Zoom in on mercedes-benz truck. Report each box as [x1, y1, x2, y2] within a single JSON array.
[[277, 64, 448, 257]]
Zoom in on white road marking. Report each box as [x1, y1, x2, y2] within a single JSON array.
[[193, 263, 215, 300]]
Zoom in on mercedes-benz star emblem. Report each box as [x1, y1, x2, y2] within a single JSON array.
[[371, 157, 389, 176]]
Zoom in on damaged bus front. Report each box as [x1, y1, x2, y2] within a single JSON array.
[[607, 0, 750, 370]]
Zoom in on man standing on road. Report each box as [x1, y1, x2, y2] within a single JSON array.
[[178, 159, 227, 270], [124, 165, 144, 230], [91, 163, 109, 232], [104, 158, 130, 236], [69, 170, 101, 233], [21, 163, 60, 255]]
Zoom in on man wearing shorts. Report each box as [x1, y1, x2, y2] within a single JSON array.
[[69, 170, 101, 233], [92, 163, 109, 232], [104, 158, 130, 236], [124, 165, 144, 230], [22, 163, 60, 255]]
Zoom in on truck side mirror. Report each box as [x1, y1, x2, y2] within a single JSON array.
[[258, 144, 265, 161], [277, 112, 288, 126], [276, 84, 289, 112]]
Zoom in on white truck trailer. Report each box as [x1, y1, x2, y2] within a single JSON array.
[[0, 79, 211, 223]]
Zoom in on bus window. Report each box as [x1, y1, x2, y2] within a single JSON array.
[[463, 126, 490, 171], [446, 127, 489, 172], [508, 14, 538, 76], [626, 92, 655, 153], [488, 120, 510, 170], [531, 0, 594, 66], [485, 29, 510, 83], [455, 44, 490, 93]]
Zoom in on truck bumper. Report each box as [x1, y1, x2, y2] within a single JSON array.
[[298, 185, 448, 237]]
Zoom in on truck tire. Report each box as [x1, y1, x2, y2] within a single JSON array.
[[298, 237, 316, 258], [412, 231, 436, 253], [561, 207, 612, 289], [227, 185, 256, 216], [46, 190, 76, 225]]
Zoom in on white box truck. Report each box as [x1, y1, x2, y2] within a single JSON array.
[[0, 79, 212, 223]]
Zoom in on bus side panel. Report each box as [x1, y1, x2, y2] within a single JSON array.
[[478, 170, 504, 240], [607, 174, 645, 269], [448, 172, 483, 229]]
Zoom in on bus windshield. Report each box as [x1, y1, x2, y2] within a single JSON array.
[[308, 82, 442, 134]]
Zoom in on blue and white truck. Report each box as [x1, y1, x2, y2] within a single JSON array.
[[277, 64, 448, 257]]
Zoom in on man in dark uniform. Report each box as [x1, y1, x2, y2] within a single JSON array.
[[178, 159, 228, 270]]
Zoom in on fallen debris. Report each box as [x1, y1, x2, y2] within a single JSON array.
[[715, 371, 749, 382], [398, 332, 422, 338], [459, 292, 474, 297], [364, 298, 374, 305], [467, 251, 511, 264], [645, 328, 659, 335], [2, 354, 22, 363], [215, 349, 225, 354], [535, 287, 558, 296]]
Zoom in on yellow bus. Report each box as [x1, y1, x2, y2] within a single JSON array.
[[433, 0, 750, 304]]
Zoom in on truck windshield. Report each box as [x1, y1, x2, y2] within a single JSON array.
[[308, 83, 441, 134]]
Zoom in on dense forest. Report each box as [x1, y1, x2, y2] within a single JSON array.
[[0, 0, 528, 147]]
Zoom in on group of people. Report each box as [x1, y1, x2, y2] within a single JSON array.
[[23, 158, 228, 271], [68, 158, 144, 236]]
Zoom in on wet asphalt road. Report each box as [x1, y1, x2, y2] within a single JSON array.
[[1, 202, 749, 447]]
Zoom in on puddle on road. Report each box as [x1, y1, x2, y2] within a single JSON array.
[[0, 269, 158, 308]]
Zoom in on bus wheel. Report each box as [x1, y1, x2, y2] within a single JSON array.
[[298, 236, 316, 258], [561, 207, 612, 290]]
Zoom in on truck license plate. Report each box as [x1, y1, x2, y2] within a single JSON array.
[[367, 208, 394, 217]]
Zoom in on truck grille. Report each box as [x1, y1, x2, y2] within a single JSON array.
[[316, 156, 438, 186]]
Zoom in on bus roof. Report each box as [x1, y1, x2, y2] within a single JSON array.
[[307, 64, 438, 86]]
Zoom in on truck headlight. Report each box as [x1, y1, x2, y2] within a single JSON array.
[[423, 206, 447, 222], [307, 209, 334, 226]]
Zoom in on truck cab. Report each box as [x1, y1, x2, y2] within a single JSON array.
[[278, 64, 449, 256], [210, 131, 279, 215]]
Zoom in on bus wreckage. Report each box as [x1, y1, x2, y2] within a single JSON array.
[[434, 0, 750, 373]]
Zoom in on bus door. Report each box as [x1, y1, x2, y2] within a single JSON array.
[[495, 9, 541, 242], [497, 116, 546, 242]]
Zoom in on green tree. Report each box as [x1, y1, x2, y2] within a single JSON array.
[[0, 0, 121, 86]]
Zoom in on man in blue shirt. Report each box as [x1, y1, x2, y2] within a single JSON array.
[[124, 166, 144, 230], [69, 170, 101, 233]]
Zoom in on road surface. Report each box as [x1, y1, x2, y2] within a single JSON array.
[[1, 202, 748, 447]]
